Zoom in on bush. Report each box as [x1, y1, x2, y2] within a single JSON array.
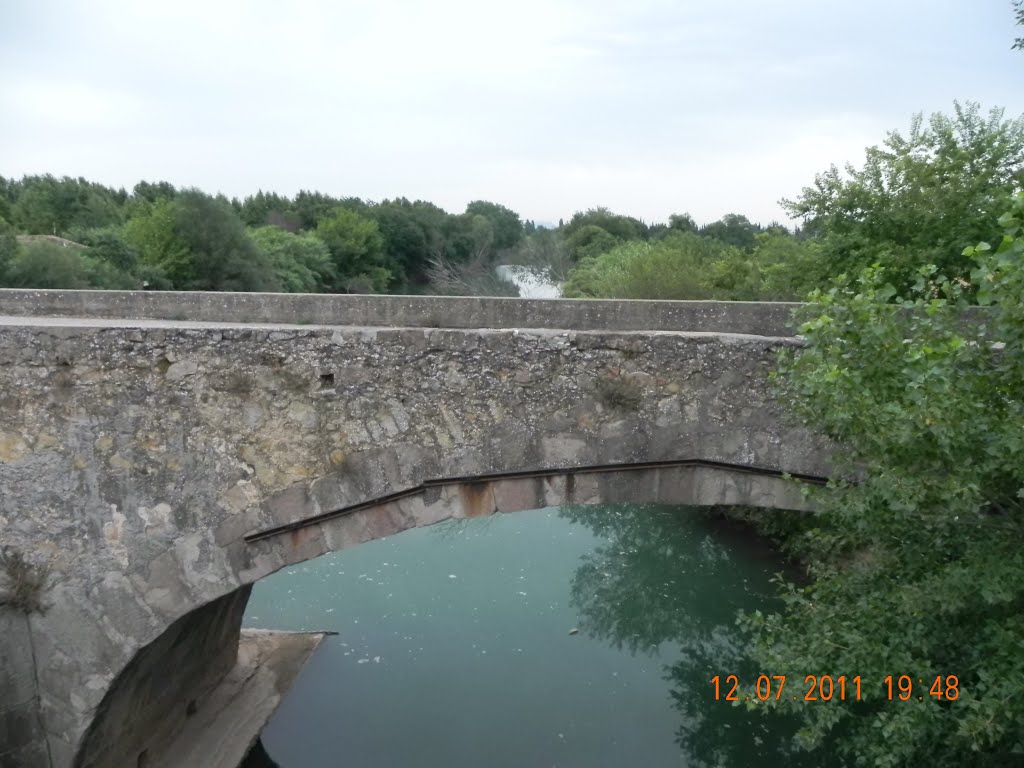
[[743, 194, 1024, 765]]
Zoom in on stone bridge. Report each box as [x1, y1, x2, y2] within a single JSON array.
[[0, 289, 830, 768]]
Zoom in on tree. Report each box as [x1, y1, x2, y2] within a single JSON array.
[[239, 190, 300, 230], [4, 241, 92, 288], [369, 201, 435, 287], [667, 213, 698, 234], [292, 191, 366, 230], [561, 232, 756, 300], [11, 175, 124, 235], [0, 216, 16, 279], [562, 207, 647, 242], [315, 208, 390, 292], [0, 176, 14, 223], [464, 200, 523, 251], [123, 198, 193, 285], [132, 180, 177, 204], [743, 193, 1024, 765], [250, 226, 334, 293], [124, 191, 278, 291], [752, 232, 824, 300], [783, 102, 1024, 294], [66, 226, 140, 272], [700, 213, 759, 251], [171, 191, 279, 291], [1014, 0, 1023, 49], [1, 239, 138, 289], [564, 224, 621, 261]]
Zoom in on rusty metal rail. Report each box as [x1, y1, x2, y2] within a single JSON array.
[[244, 458, 827, 543]]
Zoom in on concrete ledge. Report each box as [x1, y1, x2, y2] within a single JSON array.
[[0, 289, 803, 336], [243, 461, 822, 580]]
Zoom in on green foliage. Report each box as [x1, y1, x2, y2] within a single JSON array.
[[250, 226, 334, 293], [0, 216, 16, 279], [700, 213, 759, 251], [123, 198, 193, 284], [564, 224, 621, 261], [11, 175, 125, 236], [2, 239, 143, 290], [0, 174, 813, 300], [172, 191, 279, 291], [1014, 1, 1023, 50], [369, 199, 445, 288], [465, 200, 523, 251], [744, 194, 1024, 765], [754, 232, 824, 300], [784, 102, 1024, 294], [562, 232, 756, 300], [124, 191, 277, 291], [239, 190, 299, 229], [315, 208, 390, 292], [444, 213, 495, 264], [132, 180, 177, 204], [667, 212, 698, 234], [6, 241, 92, 288], [67, 226, 140, 271], [562, 207, 647, 242], [292, 190, 365, 230]]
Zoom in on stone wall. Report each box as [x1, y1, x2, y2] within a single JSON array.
[[73, 587, 252, 768], [0, 306, 828, 767], [0, 608, 48, 768]]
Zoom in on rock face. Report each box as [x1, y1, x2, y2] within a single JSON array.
[[0, 291, 829, 768]]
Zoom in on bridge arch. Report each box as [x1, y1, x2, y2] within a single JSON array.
[[74, 459, 821, 768]]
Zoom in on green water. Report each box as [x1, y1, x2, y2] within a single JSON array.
[[243, 505, 808, 767]]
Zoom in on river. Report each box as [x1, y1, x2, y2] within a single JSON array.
[[494, 265, 561, 298], [241, 504, 811, 767]]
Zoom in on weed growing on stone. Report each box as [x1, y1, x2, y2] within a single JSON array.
[[0, 546, 50, 614], [595, 374, 643, 411]]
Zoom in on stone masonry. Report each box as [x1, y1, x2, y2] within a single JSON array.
[[0, 290, 829, 768]]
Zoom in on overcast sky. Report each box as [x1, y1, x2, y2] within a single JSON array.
[[1, 0, 1022, 226]]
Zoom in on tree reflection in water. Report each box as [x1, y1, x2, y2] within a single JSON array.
[[560, 503, 814, 768]]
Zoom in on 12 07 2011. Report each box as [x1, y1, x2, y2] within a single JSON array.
[[712, 674, 863, 701]]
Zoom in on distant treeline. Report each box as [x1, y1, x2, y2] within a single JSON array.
[[0, 173, 805, 298], [1, 102, 1020, 302]]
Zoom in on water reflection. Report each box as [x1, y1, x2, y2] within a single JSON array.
[[244, 504, 809, 767], [560, 504, 811, 767]]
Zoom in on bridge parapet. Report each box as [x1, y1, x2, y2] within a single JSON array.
[[0, 289, 802, 336]]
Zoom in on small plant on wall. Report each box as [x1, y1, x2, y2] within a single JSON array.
[[0, 546, 51, 614], [595, 372, 643, 411]]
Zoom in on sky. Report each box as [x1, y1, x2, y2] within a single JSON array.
[[1, 0, 1022, 227]]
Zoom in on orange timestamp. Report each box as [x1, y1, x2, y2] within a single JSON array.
[[712, 675, 960, 702]]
